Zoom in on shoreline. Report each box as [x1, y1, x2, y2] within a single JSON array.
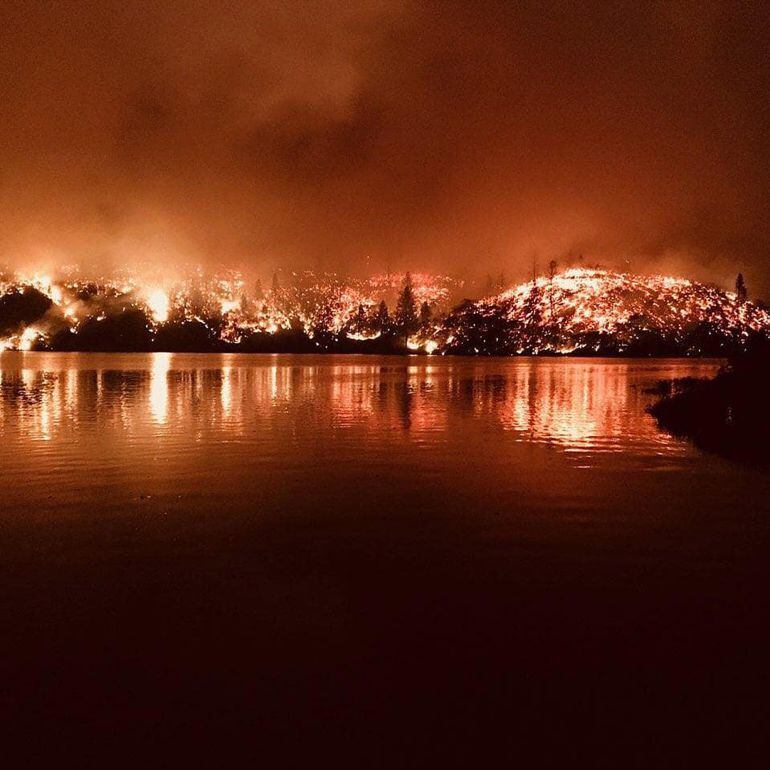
[[648, 347, 770, 463], [0, 344, 734, 358]]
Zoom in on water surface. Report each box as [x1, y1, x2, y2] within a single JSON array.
[[1, 354, 768, 764], [0, 353, 728, 504]]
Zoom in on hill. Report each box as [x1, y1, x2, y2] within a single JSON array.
[[437, 269, 770, 356]]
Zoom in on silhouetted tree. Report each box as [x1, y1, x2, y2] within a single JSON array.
[[441, 301, 515, 355], [395, 273, 419, 340], [347, 303, 370, 336], [548, 260, 558, 280], [308, 298, 335, 345], [419, 301, 432, 330], [736, 273, 748, 303], [375, 299, 391, 334]]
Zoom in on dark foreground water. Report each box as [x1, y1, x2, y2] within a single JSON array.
[[1, 353, 769, 766]]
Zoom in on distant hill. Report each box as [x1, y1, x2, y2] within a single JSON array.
[[437, 269, 770, 356]]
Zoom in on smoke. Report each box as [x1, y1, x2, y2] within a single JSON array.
[[1, 1, 768, 291]]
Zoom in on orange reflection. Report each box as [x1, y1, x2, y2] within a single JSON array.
[[150, 352, 172, 424], [0, 354, 721, 467]]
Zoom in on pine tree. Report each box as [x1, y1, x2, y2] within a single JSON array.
[[419, 301, 432, 329], [736, 273, 748, 303], [376, 299, 391, 334], [395, 273, 419, 339], [351, 303, 368, 335]]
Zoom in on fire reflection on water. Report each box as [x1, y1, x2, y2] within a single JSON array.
[[0, 354, 721, 469], [150, 352, 172, 424], [220, 366, 233, 417], [497, 364, 646, 452]]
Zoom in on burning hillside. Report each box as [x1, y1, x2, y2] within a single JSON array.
[[1, 266, 767, 356], [0, 267, 460, 353], [438, 269, 770, 356]]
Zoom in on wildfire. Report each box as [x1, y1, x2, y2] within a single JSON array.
[[0, 326, 43, 352], [146, 289, 170, 324], [440, 268, 770, 356], [0, 265, 459, 352], [1, 264, 766, 356], [368, 272, 460, 308]]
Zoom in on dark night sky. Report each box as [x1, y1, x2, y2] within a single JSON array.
[[0, 1, 768, 290]]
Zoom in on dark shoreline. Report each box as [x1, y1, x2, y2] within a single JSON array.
[[649, 345, 770, 463]]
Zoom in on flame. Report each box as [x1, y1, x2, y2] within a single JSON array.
[[19, 327, 40, 351], [406, 336, 421, 351], [0, 326, 44, 352], [348, 331, 382, 341], [146, 289, 170, 324], [220, 298, 240, 315]]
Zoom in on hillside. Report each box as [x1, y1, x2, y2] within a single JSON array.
[[437, 269, 770, 356]]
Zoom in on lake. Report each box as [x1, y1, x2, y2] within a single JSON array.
[[1, 353, 769, 765]]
